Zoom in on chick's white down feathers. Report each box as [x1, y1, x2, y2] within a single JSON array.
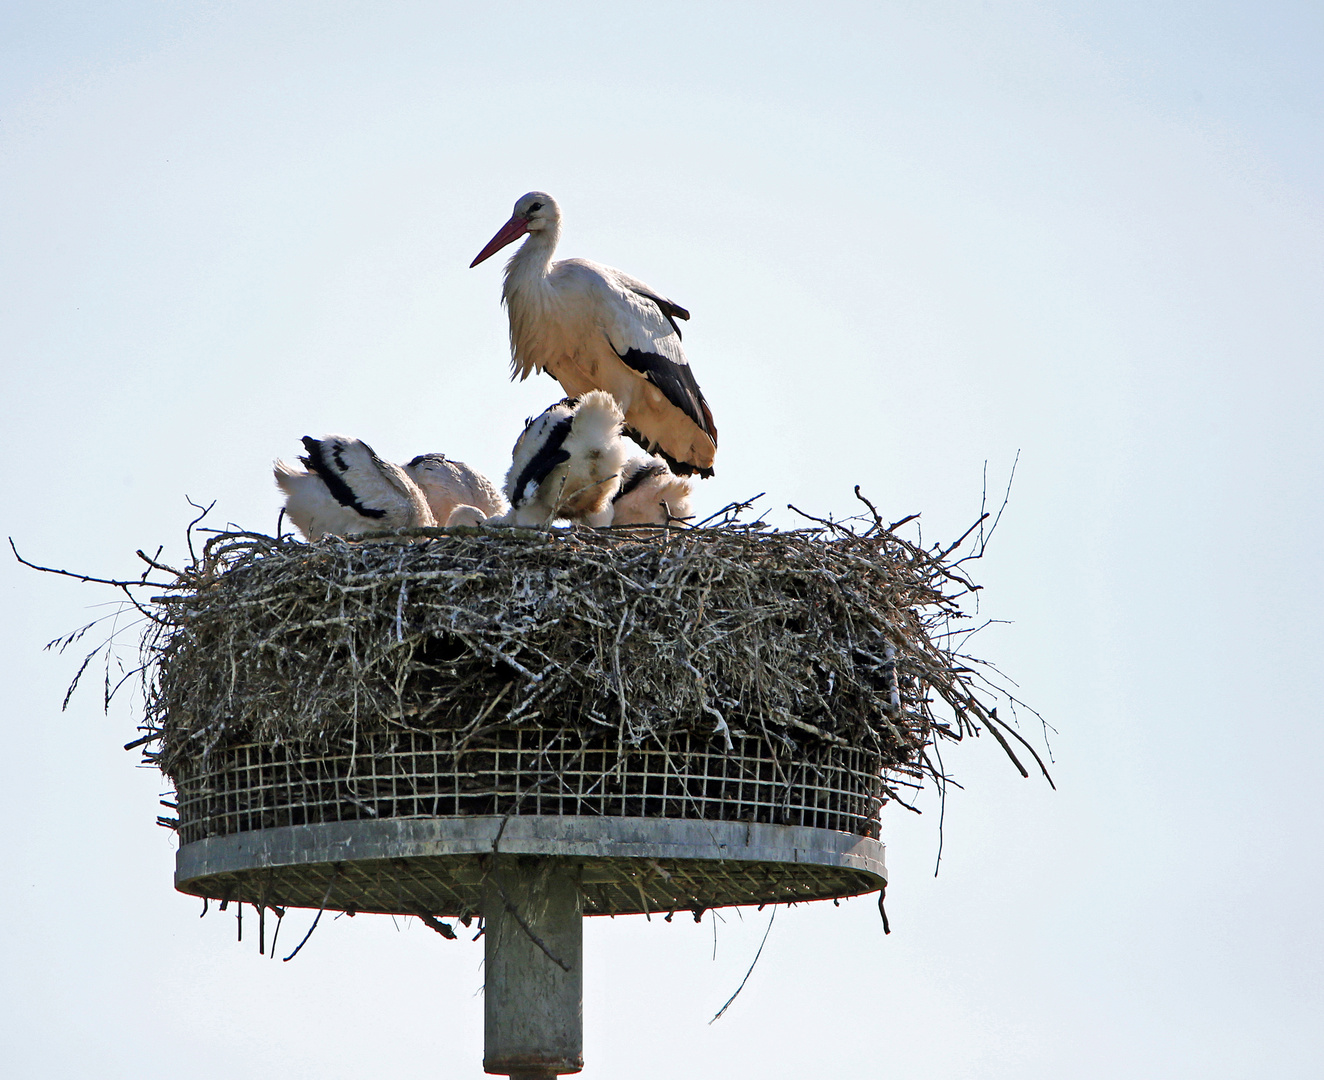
[[273, 397, 682, 536], [611, 455, 694, 525], [274, 435, 435, 540], [402, 454, 507, 525], [497, 390, 629, 527], [444, 505, 490, 527]]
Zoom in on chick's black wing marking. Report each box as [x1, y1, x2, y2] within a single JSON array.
[[300, 436, 387, 519], [510, 417, 574, 505], [613, 460, 667, 502]]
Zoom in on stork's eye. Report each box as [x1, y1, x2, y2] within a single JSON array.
[[529, 201, 543, 212]]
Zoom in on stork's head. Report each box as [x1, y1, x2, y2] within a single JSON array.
[[470, 191, 561, 267], [515, 191, 558, 231]]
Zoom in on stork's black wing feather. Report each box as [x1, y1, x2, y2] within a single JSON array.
[[615, 347, 718, 447], [628, 286, 690, 340]]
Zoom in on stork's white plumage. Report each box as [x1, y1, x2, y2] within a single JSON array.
[[470, 191, 718, 477], [274, 435, 435, 540], [610, 454, 695, 526], [403, 453, 507, 526], [494, 390, 629, 527]]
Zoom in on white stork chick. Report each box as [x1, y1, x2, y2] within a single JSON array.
[[274, 435, 435, 540], [444, 504, 490, 528], [402, 454, 508, 526], [470, 191, 718, 478], [610, 455, 695, 526], [498, 390, 629, 527]]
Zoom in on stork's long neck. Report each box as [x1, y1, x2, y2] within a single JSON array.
[[502, 220, 561, 302], [502, 220, 562, 378]]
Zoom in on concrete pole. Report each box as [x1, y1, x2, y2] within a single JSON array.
[[483, 857, 584, 1079]]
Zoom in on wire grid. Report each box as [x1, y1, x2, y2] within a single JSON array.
[[176, 728, 885, 846]]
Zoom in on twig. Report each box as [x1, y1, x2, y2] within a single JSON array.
[[184, 496, 216, 565], [786, 504, 845, 534], [938, 513, 991, 559], [140, 545, 164, 583], [9, 538, 172, 589], [136, 547, 185, 579], [853, 486, 884, 533], [985, 450, 1020, 549], [269, 908, 284, 957], [709, 905, 776, 1023], [956, 451, 1019, 566], [974, 709, 1029, 779], [984, 706, 1055, 789], [283, 865, 339, 961], [696, 495, 764, 528], [929, 741, 947, 876]]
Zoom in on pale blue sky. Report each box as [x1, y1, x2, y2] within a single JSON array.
[[2, 3, 1321, 1077]]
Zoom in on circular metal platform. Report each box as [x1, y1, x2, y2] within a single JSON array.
[[175, 815, 886, 917]]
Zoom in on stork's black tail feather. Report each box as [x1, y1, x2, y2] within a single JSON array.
[[624, 426, 714, 479]]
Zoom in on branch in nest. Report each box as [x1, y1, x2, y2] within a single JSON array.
[[10, 538, 174, 590]]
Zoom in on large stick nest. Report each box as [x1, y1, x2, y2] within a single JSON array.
[[133, 515, 1048, 800]]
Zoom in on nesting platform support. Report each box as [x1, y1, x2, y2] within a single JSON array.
[[483, 858, 584, 1078], [176, 816, 885, 1076], [143, 527, 955, 1076]]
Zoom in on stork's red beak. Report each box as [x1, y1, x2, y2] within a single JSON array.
[[470, 215, 530, 268]]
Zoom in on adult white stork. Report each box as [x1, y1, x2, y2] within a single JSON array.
[[494, 390, 629, 527], [610, 454, 695, 526], [402, 453, 507, 526], [275, 435, 435, 540], [470, 191, 718, 477]]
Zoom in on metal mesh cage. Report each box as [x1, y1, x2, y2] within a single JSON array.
[[176, 728, 885, 846]]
